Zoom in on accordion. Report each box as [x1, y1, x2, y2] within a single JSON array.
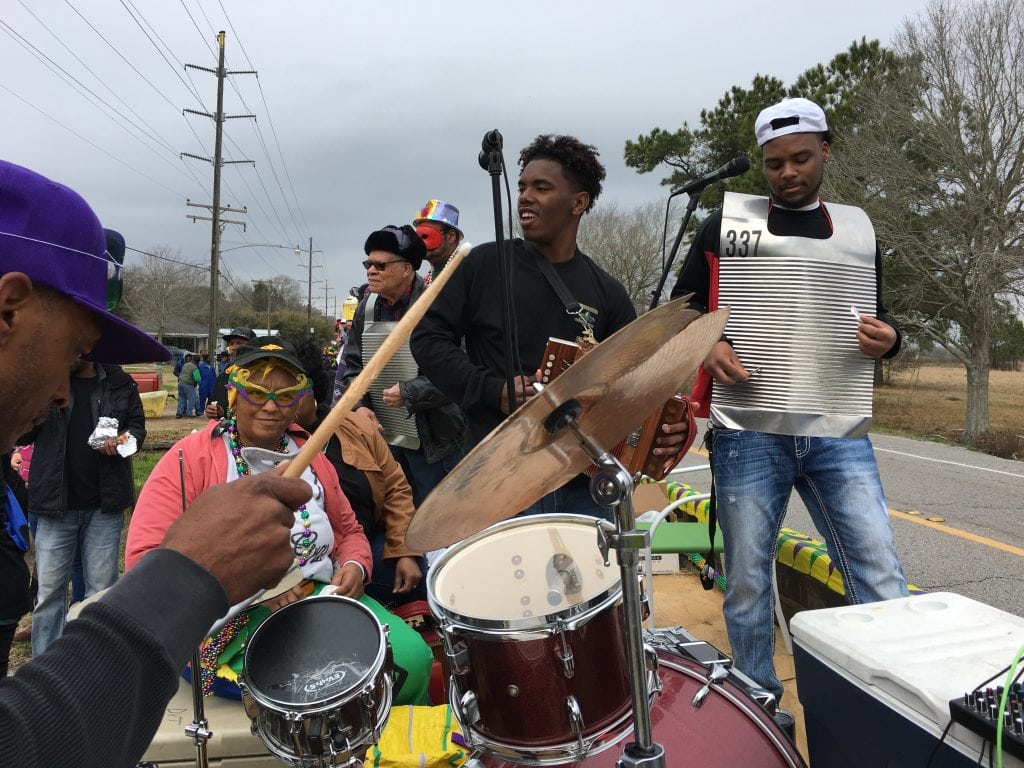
[[540, 337, 695, 481]]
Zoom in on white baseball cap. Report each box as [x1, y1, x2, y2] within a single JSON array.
[[754, 98, 829, 147]]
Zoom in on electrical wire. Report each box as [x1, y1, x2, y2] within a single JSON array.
[[218, 0, 309, 237], [996, 641, 1024, 768], [0, 82, 190, 200], [0, 19, 198, 187]]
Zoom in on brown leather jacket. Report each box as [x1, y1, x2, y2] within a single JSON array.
[[334, 412, 420, 559]]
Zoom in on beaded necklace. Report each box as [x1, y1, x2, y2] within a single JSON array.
[[225, 418, 314, 566], [423, 248, 458, 286]]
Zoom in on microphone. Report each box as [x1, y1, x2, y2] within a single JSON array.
[[670, 155, 750, 197], [478, 129, 504, 171]]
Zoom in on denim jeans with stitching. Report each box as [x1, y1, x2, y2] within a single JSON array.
[[32, 509, 124, 656], [711, 429, 907, 697]]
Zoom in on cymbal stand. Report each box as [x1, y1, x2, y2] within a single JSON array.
[[179, 450, 212, 768], [543, 399, 666, 768]]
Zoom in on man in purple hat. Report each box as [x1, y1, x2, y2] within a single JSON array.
[[0, 159, 312, 766], [414, 199, 464, 285]]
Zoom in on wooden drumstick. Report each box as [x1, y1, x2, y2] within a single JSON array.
[[283, 240, 472, 479]]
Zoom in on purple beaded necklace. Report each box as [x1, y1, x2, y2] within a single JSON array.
[[225, 417, 314, 567]]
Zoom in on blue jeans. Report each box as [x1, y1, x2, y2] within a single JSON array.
[[32, 510, 124, 656], [176, 382, 197, 416], [711, 430, 907, 697], [392, 444, 465, 508], [519, 473, 615, 523], [364, 529, 428, 610]]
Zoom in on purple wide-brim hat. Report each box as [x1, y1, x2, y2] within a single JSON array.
[[0, 160, 170, 363]]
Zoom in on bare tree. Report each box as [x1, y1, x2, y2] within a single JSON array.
[[577, 201, 668, 313], [828, 0, 1024, 438], [121, 247, 208, 341]]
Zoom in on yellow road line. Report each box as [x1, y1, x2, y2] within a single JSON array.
[[682, 447, 1024, 557], [889, 508, 1024, 557]]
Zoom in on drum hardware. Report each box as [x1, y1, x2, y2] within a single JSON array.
[[178, 449, 213, 768], [566, 696, 585, 747], [539, 397, 665, 768], [555, 628, 575, 678], [458, 690, 482, 725], [691, 664, 730, 708]]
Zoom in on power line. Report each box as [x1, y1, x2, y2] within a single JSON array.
[[218, 0, 310, 236], [118, 0, 206, 106], [0, 19, 196, 180], [0, 82, 191, 200]]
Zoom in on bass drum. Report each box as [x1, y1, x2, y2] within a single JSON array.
[[473, 650, 806, 768]]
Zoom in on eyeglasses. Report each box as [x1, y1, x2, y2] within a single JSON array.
[[362, 258, 404, 271], [231, 380, 312, 407]]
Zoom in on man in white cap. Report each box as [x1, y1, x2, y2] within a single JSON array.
[[0, 159, 311, 765], [671, 97, 908, 707], [413, 199, 464, 285]]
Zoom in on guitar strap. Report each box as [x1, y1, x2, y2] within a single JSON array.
[[527, 242, 596, 340]]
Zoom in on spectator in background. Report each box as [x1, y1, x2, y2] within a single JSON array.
[[21, 358, 146, 656], [206, 327, 256, 420], [197, 354, 215, 415], [175, 353, 199, 419], [1, 451, 31, 676]]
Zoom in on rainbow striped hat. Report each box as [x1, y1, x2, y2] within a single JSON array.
[[414, 199, 462, 236]]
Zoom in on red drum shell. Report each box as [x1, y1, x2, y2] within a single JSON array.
[[476, 652, 806, 767], [452, 599, 632, 749]]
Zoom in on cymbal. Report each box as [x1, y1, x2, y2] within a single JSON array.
[[405, 299, 728, 551]]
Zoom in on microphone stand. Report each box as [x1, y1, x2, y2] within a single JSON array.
[[479, 132, 518, 415], [648, 190, 700, 312]]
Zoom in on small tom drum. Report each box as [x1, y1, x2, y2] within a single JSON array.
[[428, 514, 655, 765], [239, 594, 393, 767]]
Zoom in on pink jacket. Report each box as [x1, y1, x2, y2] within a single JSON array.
[[125, 422, 371, 578]]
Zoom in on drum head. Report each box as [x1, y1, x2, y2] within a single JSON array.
[[429, 515, 620, 631], [244, 595, 383, 709]]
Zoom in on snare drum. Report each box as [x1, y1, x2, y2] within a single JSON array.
[[239, 595, 393, 768], [428, 514, 656, 765], [477, 649, 806, 767]]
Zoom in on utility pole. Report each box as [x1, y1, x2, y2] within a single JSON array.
[[182, 31, 256, 355], [306, 237, 313, 332]]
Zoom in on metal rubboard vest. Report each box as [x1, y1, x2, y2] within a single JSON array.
[[711, 192, 876, 438], [362, 293, 420, 450]]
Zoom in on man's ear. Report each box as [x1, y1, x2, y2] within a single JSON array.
[[0, 273, 36, 343], [571, 191, 590, 217]]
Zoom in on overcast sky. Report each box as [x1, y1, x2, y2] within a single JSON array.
[[2, 0, 932, 316]]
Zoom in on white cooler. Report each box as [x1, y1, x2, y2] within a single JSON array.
[[791, 592, 1024, 767]]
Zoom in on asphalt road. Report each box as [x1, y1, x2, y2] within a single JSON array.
[[677, 430, 1024, 618]]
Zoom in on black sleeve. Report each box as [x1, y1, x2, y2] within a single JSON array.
[[0, 548, 228, 768], [670, 210, 721, 312], [874, 242, 903, 359], [213, 372, 229, 414], [411, 247, 505, 414]]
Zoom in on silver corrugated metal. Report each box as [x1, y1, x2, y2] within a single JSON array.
[[710, 193, 877, 438], [362, 295, 420, 450]]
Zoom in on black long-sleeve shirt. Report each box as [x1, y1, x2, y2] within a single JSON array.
[[411, 239, 637, 446], [0, 549, 229, 767]]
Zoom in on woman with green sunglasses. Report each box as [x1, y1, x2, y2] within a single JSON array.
[[124, 336, 432, 704]]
